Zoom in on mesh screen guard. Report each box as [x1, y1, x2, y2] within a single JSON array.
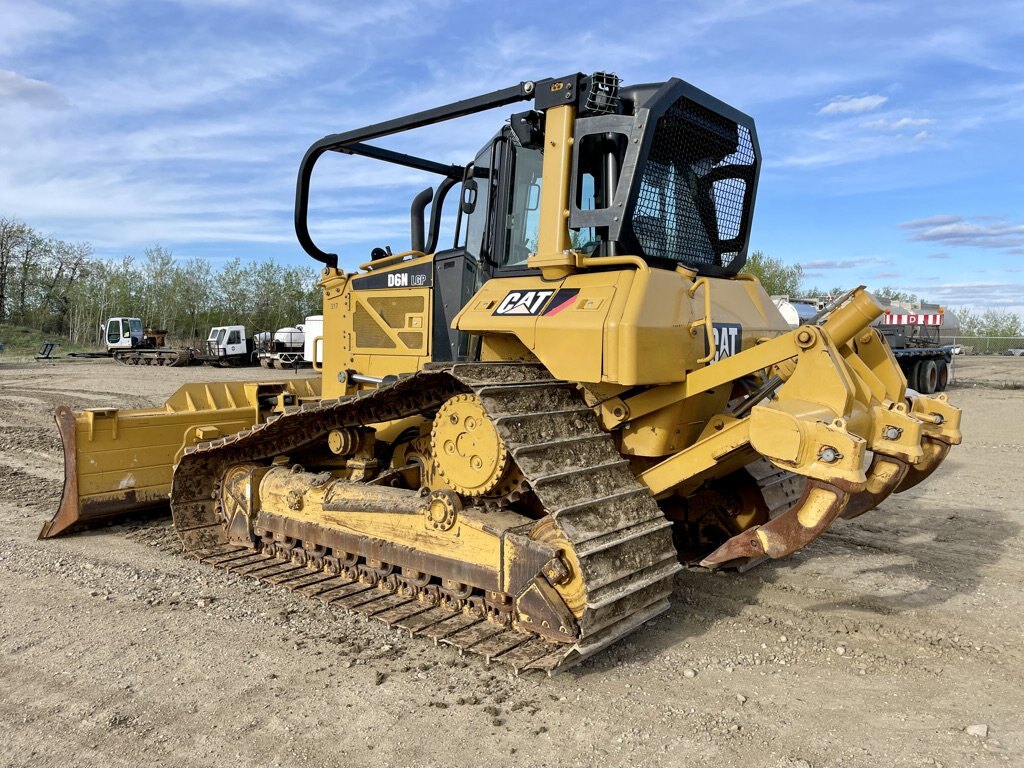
[[632, 96, 756, 272], [568, 78, 760, 277]]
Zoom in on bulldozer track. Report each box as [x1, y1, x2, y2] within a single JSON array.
[[113, 348, 190, 367], [171, 363, 681, 673]]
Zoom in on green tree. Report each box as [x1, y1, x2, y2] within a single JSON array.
[[873, 286, 919, 304], [742, 250, 804, 296], [0, 217, 30, 322], [978, 308, 1022, 337], [803, 285, 846, 300]]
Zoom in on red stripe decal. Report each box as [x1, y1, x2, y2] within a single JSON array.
[[544, 295, 578, 316]]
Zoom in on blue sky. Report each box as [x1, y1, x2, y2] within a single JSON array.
[[1, 0, 1023, 313]]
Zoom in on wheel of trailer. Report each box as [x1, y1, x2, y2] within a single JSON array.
[[935, 359, 949, 392], [917, 359, 938, 394], [910, 360, 924, 392], [260, 358, 270, 368]]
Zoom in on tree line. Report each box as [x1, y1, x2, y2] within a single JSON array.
[[0, 217, 321, 347], [743, 250, 1022, 337], [2, 216, 1018, 346]]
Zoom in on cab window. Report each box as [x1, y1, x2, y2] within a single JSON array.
[[462, 143, 497, 262], [227, 330, 241, 345], [502, 143, 543, 268]]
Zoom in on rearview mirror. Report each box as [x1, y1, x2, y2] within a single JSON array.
[[461, 178, 478, 214]]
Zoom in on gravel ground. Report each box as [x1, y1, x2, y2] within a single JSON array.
[[0, 358, 1020, 768], [951, 357, 1024, 389]]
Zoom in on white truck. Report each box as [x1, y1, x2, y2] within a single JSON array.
[[201, 325, 257, 366]]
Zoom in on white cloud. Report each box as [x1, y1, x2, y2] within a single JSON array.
[[900, 215, 962, 228], [819, 94, 888, 115], [801, 257, 884, 269], [864, 116, 935, 130], [925, 282, 1024, 313], [900, 216, 1024, 251], [777, 130, 930, 168], [0, 0, 73, 56], [0, 69, 66, 109]]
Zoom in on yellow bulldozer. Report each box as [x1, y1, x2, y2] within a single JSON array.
[[42, 72, 962, 673]]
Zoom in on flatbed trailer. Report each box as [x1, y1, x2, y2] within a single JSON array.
[[879, 310, 953, 393]]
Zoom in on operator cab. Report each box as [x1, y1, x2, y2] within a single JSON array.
[[294, 71, 760, 362], [453, 81, 758, 278], [105, 317, 144, 350]]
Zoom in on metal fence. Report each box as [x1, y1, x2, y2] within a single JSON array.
[[949, 336, 1024, 356]]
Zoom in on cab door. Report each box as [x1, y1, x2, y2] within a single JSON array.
[[224, 328, 246, 356], [106, 318, 120, 347], [106, 318, 131, 350]]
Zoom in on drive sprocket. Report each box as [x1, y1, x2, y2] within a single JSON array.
[[430, 394, 511, 497]]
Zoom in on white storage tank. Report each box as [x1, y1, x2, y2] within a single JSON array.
[[274, 326, 305, 350], [303, 315, 323, 364]]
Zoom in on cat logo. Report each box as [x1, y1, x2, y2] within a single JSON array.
[[711, 322, 742, 362], [493, 290, 554, 316]]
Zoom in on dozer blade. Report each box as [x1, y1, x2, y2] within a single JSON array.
[[41, 379, 320, 539], [700, 479, 850, 569]]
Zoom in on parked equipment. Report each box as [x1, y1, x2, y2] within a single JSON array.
[[197, 325, 258, 367], [876, 302, 956, 393], [775, 297, 956, 393], [45, 72, 962, 672], [258, 324, 309, 369], [303, 315, 323, 366], [103, 316, 189, 366]]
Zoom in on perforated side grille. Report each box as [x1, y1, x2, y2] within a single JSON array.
[[398, 331, 424, 349], [369, 296, 425, 328], [632, 96, 755, 273], [354, 304, 395, 349]]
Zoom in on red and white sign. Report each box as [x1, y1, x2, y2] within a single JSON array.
[[881, 313, 943, 326]]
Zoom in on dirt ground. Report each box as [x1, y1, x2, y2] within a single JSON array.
[[0, 357, 1021, 768]]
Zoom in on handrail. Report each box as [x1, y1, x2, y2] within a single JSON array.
[[295, 81, 538, 268], [311, 336, 324, 372], [688, 277, 715, 364], [357, 250, 427, 272], [575, 253, 650, 271]]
